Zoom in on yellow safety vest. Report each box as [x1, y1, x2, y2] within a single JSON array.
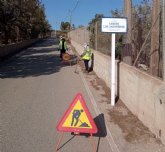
[[82, 48, 91, 60], [59, 41, 67, 50]]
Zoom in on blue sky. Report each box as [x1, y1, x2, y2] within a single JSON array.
[[41, 0, 145, 30]]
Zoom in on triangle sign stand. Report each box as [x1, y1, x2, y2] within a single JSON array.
[[55, 93, 98, 152]]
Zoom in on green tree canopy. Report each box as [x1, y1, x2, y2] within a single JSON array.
[[0, 0, 51, 44], [60, 21, 70, 31]]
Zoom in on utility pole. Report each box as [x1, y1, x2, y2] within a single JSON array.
[[95, 21, 98, 50], [162, 0, 165, 80], [150, 0, 160, 76], [69, 10, 72, 39], [123, 0, 132, 65], [68, 0, 79, 40], [124, 0, 132, 44], [55, 22, 59, 38]]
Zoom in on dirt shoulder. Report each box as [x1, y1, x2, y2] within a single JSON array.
[[71, 42, 165, 151]]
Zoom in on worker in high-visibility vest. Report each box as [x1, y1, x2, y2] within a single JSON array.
[[59, 37, 68, 58], [58, 36, 63, 51], [81, 43, 91, 73]]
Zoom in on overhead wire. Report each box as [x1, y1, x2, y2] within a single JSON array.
[[71, 0, 79, 13]]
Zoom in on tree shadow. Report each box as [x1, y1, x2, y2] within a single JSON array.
[[0, 38, 74, 78], [34, 38, 57, 47]]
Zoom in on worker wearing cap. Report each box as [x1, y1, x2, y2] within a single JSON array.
[[59, 37, 68, 58], [81, 43, 91, 72]]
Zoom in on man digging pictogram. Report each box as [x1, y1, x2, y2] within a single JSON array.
[[71, 109, 84, 126]]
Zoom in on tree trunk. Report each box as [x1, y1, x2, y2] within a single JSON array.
[[150, 0, 160, 76]]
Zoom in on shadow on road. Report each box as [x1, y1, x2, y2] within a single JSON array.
[[0, 38, 74, 78], [93, 113, 107, 138], [82, 113, 107, 152], [93, 113, 107, 152], [69, 113, 107, 152], [55, 114, 107, 151]]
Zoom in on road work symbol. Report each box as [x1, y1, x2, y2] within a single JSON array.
[[71, 109, 84, 126], [56, 93, 98, 134]]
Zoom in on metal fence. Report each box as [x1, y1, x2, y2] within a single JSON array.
[[70, 16, 163, 78]]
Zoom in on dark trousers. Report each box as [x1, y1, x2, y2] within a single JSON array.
[[83, 59, 89, 71], [60, 49, 66, 58]]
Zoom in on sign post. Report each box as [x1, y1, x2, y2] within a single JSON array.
[[111, 33, 116, 106], [101, 17, 127, 106]]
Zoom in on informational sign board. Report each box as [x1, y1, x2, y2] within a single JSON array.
[[101, 17, 127, 33], [101, 17, 127, 106], [56, 93, 98, 134]]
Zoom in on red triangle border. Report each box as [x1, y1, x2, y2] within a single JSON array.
[[56, 93, 98, 134]]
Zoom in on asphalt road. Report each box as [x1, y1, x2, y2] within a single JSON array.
[[0, 38, 112, 152]]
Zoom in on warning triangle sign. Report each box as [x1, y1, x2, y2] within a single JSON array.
[[56, 93, 98, 134]]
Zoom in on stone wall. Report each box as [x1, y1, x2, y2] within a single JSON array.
[[0, 39, 41, 60]]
